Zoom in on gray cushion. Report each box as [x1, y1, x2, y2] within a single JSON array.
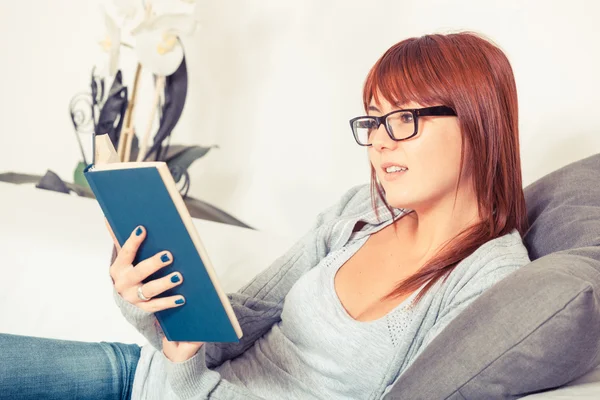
[[384, 153, 600, 400]]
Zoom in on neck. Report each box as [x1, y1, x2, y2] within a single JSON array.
[[394, 182, 481, 263]]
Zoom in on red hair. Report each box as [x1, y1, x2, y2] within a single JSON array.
[[363, 32, 529, 305]]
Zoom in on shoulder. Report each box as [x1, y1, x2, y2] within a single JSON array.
[[332, 183, 373, 216], [438, 229, 531, 305], [311, 183, 374, 227], [471, 229, 531, 274]]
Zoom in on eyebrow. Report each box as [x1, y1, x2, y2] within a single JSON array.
[[368, 105, 381, 113]]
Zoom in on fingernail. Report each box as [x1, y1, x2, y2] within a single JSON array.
[[161, 253, 170, 263], [171, 274, 180, 283], [175, 298, 185, 305], [135, 227, 143, 236]]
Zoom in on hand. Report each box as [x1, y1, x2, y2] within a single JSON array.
[[107, 221, 186, 312], [162, 337, 205, 363]]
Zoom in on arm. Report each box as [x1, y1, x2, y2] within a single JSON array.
[[110, 226, 315, 357], [164, 345, 267, 399], [111, 185, 371, 361], [112, 284, 165, 350], [110, 245, 166, 351]]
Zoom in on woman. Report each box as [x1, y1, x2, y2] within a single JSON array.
[[0, 31, 531, 399]]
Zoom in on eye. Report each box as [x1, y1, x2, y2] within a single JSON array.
[[357, 119, 377, 130], [356, 119, 379, 135], [399, 112, 414, 124]]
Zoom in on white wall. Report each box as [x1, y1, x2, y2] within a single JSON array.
[[1, 0, 599, 238]]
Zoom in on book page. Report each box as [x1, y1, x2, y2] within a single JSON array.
[[95, 134, 120, 165]]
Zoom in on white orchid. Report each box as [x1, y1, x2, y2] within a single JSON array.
[[98, 0, 197, 77], [98, 8, 121, 77], [97, 0, 198, 77], [131, 10, 198, 76], [112, 0, 139, 20]]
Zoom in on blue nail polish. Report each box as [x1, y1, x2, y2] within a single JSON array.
[[171, 274, 180, 283], [175, 298, 185, 305], [161, 253, 170, 263], [135, 227, 143, 236]]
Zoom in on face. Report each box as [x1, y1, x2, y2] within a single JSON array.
[[367, 96, 470, 212]]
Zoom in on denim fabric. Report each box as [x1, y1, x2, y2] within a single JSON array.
[[0, 333, 141, 400]]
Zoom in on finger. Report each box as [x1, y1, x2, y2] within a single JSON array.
[[104, 218, 121, 252], [114, 225, 146, 268], [137, 294, 186, 313], [129, 251, 174, 285], [132, 270, 183, 302]]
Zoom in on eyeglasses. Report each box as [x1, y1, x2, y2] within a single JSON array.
[[349, 105, 457, 146]]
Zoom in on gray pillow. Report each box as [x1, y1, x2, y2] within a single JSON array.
[[384, 153, 600, 400]]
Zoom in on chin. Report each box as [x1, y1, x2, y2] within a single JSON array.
[[380, 184, 412, 210]]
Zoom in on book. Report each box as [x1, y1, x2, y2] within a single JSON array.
[[84, 134, 242, 343]]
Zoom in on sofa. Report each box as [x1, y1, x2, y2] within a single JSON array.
[[385, 153, 600, 399]]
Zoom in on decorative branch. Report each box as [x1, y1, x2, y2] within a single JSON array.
[[119, 62, 142, 162]]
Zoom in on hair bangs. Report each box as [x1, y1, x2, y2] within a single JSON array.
[[363, 38, 452, 112]]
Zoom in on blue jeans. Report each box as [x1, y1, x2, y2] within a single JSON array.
[[0, 333, 141, 400]]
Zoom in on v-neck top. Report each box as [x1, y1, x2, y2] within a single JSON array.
[[212, 235, 426, 400]]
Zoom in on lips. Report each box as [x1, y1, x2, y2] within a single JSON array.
[[380, 162, 408, 173]]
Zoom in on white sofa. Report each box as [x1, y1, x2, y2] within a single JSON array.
[[1, 182, 599, 398]]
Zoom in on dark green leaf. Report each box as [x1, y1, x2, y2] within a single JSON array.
[[166, 145, 218, 182]]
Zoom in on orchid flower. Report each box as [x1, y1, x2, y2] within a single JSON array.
[[98, 0, 198, 77], [112, 0, 139, 20], [98, 8, 121, 77], [97, 0, 141, 79], [131, 10, 198, 76]]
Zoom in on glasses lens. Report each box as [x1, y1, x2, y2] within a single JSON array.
[[387, 111, 415, 140], [352, 118, 377, 145]]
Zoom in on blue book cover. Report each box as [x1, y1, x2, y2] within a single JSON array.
[[84, 161, 242, 343]]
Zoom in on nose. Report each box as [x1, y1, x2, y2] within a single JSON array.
[[370, 123, 397, 152]]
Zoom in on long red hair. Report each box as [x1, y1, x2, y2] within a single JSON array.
[[363, 32, 529, 305]]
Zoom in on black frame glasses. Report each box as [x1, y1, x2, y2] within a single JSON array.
[[349, 105, 457, 146]]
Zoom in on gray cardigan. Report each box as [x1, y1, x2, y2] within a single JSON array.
[[113, 184, 531, 399]]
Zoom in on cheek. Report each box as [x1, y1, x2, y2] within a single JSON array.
[[367, 121, 464, 191], [386, 132, 465, 208], [367, 138, 462, 182], [421, 135, 463, 178], [368, 148, 379, 174], [394, 125, 461, 182], [418, 119, 464, 175]]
